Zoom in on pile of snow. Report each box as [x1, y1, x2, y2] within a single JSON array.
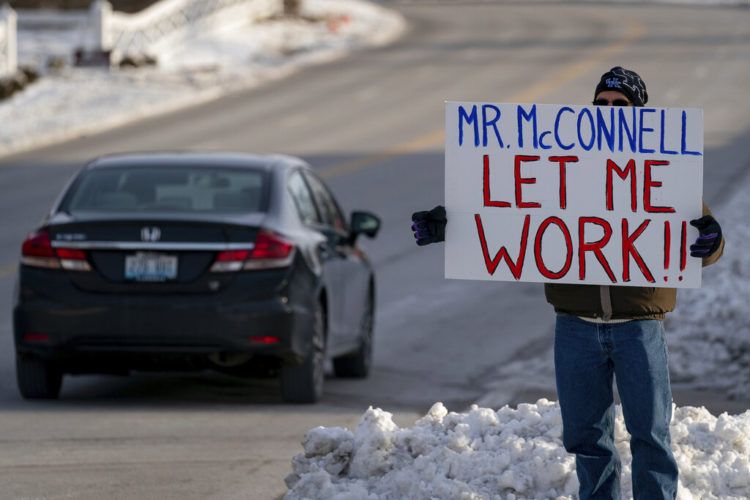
[[0, 0, 405, 156], [285, 399, 750, 500]]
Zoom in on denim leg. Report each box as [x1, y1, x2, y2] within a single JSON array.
[[554, 314, 621, 500], [611, 320, 678, 500]]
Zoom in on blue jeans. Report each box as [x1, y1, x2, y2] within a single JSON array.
[[554, 314, 678, 500]]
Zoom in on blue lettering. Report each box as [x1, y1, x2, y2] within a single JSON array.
[[659, 109, 677, 155], [639, 108, 656, 154], [517, 105, 538, 149], [681, 111, 702, 156], [554, 107, 575, 150], [458, 105, 479, 147], [596, 107, 615, 152], [577, 109, 595, 151], [539, 131, 552, 150], [482, 104, 504, 148], [618, 107, 636, 153]]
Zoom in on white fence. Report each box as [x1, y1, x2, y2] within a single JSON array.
[[102, 0, 281, 58], [0, 4, 17, 77]]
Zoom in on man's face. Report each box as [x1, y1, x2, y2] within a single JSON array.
[[593, 90, 631, 106]]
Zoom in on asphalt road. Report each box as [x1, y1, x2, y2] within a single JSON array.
[[2, 1, 750, 498]]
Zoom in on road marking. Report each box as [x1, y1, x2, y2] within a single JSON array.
[[0, 263, 16, 280], [321, 19, 647, 179]]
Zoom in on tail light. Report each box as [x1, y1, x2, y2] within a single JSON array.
[[210, 249, 250, 273], [210, 230, 295, 272], [245, 230, 295, 270], [21, 230, 92, 272], [249, 335, 280, 344], [56, 248, 92, 271]]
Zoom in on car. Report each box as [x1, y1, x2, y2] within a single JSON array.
[[13, 152, 380, 403]]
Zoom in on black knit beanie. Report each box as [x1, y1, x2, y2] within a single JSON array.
[[594, 66, 648, 107]]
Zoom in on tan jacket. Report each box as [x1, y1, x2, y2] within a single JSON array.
[[544, 203, 724, 320]]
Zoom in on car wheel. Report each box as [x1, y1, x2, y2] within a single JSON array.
[[333, 292, 373, 378], [280, 301, 326, 404], [16, 354, 62, 400]]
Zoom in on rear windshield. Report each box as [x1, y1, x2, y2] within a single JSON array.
[[61, 166, 268, 214]]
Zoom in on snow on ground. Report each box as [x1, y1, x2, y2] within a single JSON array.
[[0, 0, 405, 157], [285, 399, 750, 500], [665, 187, 750, 399]]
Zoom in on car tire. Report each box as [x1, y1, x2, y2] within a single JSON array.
[[280, 302, 326, 404], [333, 292, 373, 378], [16, 354, 62, 400]]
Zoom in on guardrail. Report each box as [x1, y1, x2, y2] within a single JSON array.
[[0, 4, 17, 78], [98, 0, 281, 58]]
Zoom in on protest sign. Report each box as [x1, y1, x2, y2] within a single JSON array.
[[444, 101, 704, 288]]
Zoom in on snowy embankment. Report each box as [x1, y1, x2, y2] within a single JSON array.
[[665, 184, 750, 399], [284, 181, 750, 498], [0, 0, 405, 157], [283, 125, 750, 500], [285, 400, 750, 500]]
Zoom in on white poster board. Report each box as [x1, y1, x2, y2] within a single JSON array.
[[444, 101, 704, 288]]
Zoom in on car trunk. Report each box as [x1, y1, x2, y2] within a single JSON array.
[[48, 214, 264, 294]]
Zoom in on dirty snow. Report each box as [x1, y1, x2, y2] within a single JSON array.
[[285, 399, 750, 500], [284, 140, 750, 500], [0, 0, 405, 156], [664, 184, 750, 399]]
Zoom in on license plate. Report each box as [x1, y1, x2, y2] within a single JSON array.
[[124, 253, 178, 282]]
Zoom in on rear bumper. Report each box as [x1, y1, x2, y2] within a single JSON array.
[[14, 268, 315, 366]]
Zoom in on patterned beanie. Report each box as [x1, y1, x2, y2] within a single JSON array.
[[594, 66, 648, 107]]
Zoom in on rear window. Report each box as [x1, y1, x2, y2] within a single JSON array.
[[61, 166, 268, 214]]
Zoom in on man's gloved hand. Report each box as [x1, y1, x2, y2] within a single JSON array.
[[411, 205, 447, 246], [690, 215, 722, 258]]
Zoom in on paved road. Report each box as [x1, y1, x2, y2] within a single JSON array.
[[2, 1, 750, 498]]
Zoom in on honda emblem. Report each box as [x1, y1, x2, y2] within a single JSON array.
[[141, 227, 162, 242]]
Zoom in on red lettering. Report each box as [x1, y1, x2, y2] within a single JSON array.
[[605, 159, 637, 212], [534, 217, 573, 279], [578, 217, 616, 283], [549, 156, 578, 210], [475, 213, 530, 279], [621, 218, 655, 283], [680, 221, 687, 271], [664, 220, 671, 271], [483, 155, 511, 208], [644, 160, 675, 213], [514, 155, 541, 209]]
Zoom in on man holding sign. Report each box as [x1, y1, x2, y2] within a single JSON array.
[[411, 67, 724, 499]]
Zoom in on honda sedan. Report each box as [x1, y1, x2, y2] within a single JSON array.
[[13, 153, 380, 403]]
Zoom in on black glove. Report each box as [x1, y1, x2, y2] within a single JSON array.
[[411, 205, 447, 246], [690, 215, 722, 258]]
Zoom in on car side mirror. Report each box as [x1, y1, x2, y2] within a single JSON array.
[[350, 211, 380, 240]]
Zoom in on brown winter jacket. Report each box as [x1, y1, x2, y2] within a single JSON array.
[[544, 203, 724, 320]]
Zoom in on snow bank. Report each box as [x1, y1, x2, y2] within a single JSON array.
[[665, 180, 750, 399], [0, 0, 405, 157], [285, 400, 750, 500]]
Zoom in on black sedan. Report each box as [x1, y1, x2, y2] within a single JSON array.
[[13, 153, 380, 403]]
